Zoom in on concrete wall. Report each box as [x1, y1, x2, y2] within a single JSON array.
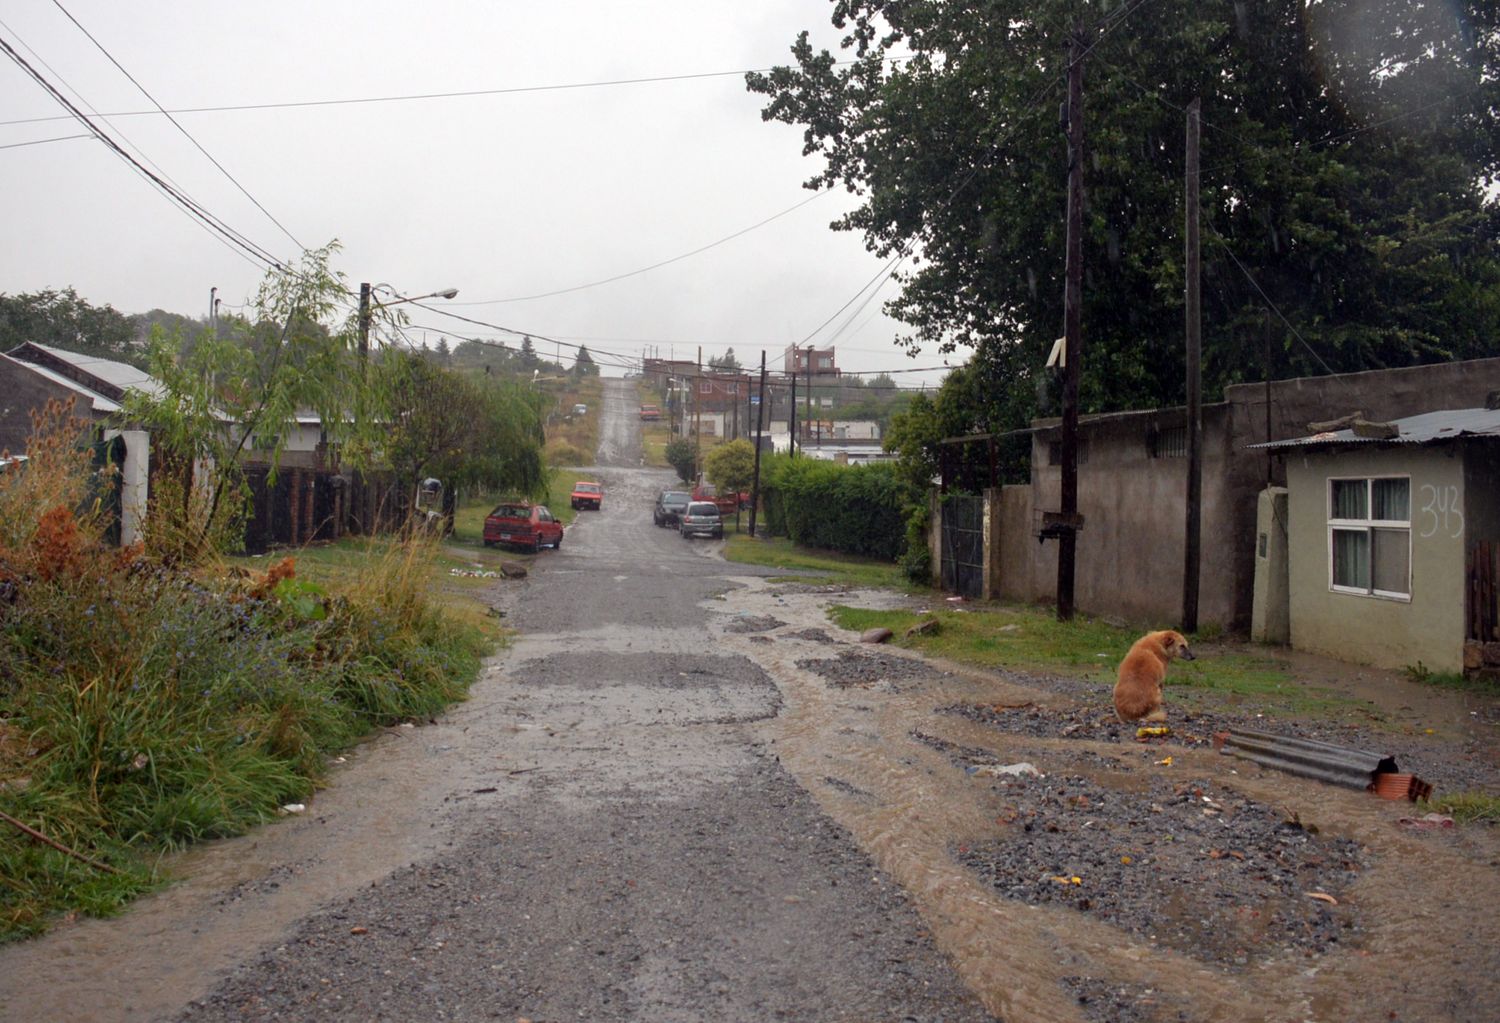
[[1286, 447, 1465, 673], [1027, 404, 1239, 627]]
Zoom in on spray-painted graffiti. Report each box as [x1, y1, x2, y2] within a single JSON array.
[[1418, 483, 1464, 540]]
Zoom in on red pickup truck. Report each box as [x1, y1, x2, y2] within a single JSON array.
[[691, 483, 738, 518], [639, 404, 662, 421]]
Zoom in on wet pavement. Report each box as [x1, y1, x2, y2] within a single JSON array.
[[2, 377, 1497, 1022]]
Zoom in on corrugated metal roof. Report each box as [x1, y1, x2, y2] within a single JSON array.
[[23, 342, 162, 399], [1249, 406, 1500, 451], [1, 353, 121, 413]]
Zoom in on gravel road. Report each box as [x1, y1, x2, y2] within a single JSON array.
[[3, 377, 1496, 1023]]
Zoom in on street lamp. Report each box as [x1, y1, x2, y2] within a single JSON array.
[[357, 282, 459, 360]]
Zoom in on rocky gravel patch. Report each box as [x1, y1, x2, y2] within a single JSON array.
[[797, 649, 958, 691], [941, 703, 1500, 796], [721, 614, 784, 634], [953, 769, 1366, 969], [784, 627, 835, 643], [1061, 976, 1192, 1023]]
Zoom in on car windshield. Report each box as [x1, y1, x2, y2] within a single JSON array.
[[575, 484, 601, 493], [490, 504, 530, 518], [661, 492, 689, 506], [686, 502, 720, 517]]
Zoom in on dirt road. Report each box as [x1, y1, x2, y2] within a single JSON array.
[[1, 377, 1496, 1022]]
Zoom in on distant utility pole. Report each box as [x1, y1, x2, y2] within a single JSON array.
[[1056, 28, 1085, 622], [805, 346, 813, 454], [1182, 96, 1203, 634], [749, 351, 767, 537], [789, 360, 798, 458], [694, 346, 702, 476]]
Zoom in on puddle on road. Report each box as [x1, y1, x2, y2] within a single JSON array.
[[717, 578, 1500, 1023]]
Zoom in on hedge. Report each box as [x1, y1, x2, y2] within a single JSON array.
[[757, 456, 908, 561]]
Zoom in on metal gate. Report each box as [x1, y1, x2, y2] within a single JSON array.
[[941, 494, 984, 598]]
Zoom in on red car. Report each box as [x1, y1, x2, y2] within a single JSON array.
[[483, 502, 563, 552], [570, 481, 604, 510]]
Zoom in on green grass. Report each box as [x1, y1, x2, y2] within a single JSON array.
[[724, 534, 906, 590], [3, 530, 495, 942], [825, 604, 1354, 717], [1404, 661, 1500, 695], [1420, 790, 1500, 825]]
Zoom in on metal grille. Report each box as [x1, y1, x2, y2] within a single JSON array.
[[941, 494, 984, 599]]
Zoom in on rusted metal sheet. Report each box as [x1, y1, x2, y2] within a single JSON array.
[[1214, 728, 1430, 800]]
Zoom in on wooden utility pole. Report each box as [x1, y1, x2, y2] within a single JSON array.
[[1182, 96, 1202, 634], [789, 358, 798, 458], [805, 346, 813, 453], [694, 347, 702, 477], [1057, 30, 1084, 622], [749, 351, 767, 537]]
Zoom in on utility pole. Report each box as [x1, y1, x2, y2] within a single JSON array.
[[1057, 30, 1084, 622], [694, 346, 702, 481], [805, 346, 813, 454], [750, 351, 767, 537], [789, 361, 798, 458], [1182, 96, 1203, 634], [358, 282, 372, 366]]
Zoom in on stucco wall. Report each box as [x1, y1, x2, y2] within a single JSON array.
[[993, 484, 1034, 602], [1028, 405, 1238, 627], [1286, 447, 1465, 673]]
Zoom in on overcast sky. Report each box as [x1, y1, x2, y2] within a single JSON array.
[[0, 1, 955, 385]]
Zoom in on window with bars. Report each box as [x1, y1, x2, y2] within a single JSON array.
[[1328, 476, 1410, 599]]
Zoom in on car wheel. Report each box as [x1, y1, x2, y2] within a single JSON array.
[[554, 534, 562, 548], [483, 539, 494, 548]]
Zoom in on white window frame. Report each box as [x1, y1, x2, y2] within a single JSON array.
[[1326, 474, 1411, 601]]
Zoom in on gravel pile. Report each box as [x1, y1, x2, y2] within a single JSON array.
[[785, 627, 835, 643], [941, 703, 1500, 795], [722, 614, 785, 634], [954, 770, 1365, 969], [1061, 976, 1190, 1023], [797, 649, 958, 691]]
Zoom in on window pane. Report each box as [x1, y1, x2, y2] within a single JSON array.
[[1332, 528, 1370, 589], [1372, 478, 1409, 521], [1372, 527, 1410, 594], [1331, 479, 1367, 520]]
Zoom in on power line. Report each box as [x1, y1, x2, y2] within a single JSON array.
[[1205, 224, 1333, 375], [0, 56, 915, 129], [49, 0, 306, 253], [451, 188, 833, 305], [0, 29, 285, 275], [0, 132, 90, 150]]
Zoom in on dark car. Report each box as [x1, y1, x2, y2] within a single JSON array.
[[483, 502, 563, 552], [679, 501, 723, 540], [653, 490, 690, 527]]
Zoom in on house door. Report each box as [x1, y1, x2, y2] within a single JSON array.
[[941, 494, 984, 599], [1469, 540, 1498, 647]]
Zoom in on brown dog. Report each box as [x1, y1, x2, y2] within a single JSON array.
[[1113, 630, 1195, 722]]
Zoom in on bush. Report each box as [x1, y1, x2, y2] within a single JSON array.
[[664, 438, 697, 484], [757, 456, 910, 561], [543, 440, 588, 467]]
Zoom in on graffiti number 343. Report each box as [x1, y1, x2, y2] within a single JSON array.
[[1419, 484, 1463, 539]]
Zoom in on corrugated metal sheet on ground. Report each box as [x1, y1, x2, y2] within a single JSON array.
[[1216, 728, 1401, 791]]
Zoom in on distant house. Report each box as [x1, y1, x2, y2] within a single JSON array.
[[2, 342, 158, 545], [783, 345, 840, 378], [1250, 406, 1500, 674]]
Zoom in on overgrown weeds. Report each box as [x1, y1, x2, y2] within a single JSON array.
[[0, 414, 491, 940]]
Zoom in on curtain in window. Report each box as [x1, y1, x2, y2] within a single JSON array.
[[1331, 479, 1366, 519], [1332, 528, 1370, 588], [1372, 478, 1409, 521]]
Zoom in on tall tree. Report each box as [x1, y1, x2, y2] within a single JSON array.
[[708, 348, 743, 372], [0, 288, 142, 365], [572, 344, 599, 377], [748, 1, 1500, 435]]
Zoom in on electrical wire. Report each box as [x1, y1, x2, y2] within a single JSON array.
[[0, 56, 915, 129], [451, 188, 833, 305], [49, 0, 305, 253], [0, 131, 90, 150], [0, 30, 285, 275], [0, 18, 290, 273]]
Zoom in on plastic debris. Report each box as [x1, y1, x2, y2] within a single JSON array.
[[971, 762, 1043, 779], [1136, 726, 1171, 739], [279, 803, 306, 815], [1397, 813, 1455, 830]]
